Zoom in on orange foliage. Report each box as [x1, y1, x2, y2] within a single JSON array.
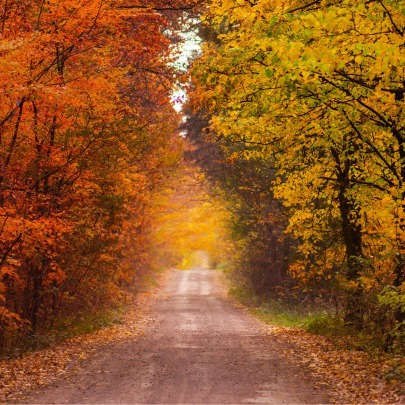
[[0, 0, 193, 347]]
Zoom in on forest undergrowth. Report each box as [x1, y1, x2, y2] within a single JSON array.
[[223, 271, 405, 404]]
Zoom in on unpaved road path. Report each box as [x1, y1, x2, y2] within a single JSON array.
[[25, 268, 329, 404]]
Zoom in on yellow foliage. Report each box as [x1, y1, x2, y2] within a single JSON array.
[[150, 163, 232, 270], [192, 0, 405, 294]]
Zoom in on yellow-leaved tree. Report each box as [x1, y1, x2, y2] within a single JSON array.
[[191, 0, 405, 347]]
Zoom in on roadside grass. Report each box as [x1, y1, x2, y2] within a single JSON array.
[[49, 307, 126, 343], [229, 285, 340, 331], [254, 300, 404, 356], [1, 271, 163, 360], [228, 284, 403, 351], [254, 301, 332, 329], [2, 306, 128, 360], [228, 283, 405, 385]]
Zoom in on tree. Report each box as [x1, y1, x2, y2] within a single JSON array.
[[0, 0, 196, 348], [191, 0, 405, 339]]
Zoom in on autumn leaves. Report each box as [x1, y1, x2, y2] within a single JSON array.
[[1, 0, 404, 354], [0, 0, 193, 348], [191, 0, 405, 343]]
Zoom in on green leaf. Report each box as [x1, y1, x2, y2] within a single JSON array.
[[265, 68, 274, 78]]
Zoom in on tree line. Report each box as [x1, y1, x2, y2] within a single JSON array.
[[189, 0, 405, 350], [0, 0, 201, 352]]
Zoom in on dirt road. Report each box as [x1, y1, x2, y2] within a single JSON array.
[[25, 268, 328, 404]]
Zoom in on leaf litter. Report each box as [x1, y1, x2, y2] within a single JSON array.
[[1, 269, 404, 404], [0, 289, 158, 403], [263, 325, 404, 404]]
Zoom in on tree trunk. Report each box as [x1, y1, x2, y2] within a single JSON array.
[[330, 140, 364, 327]]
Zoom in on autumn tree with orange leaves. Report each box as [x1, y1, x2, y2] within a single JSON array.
[[0, 0, 200, 350]]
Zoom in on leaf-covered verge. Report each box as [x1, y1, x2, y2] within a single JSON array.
[[223, 275, 405, 404], [0, 270, 168, 403], [266, 325, 404, 404], [1, 267, 403, 404]]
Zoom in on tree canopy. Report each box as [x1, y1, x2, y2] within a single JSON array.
[[190, 0, 405, 346]]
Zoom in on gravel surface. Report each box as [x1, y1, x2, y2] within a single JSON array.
[[24, 268, 329, 404]]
